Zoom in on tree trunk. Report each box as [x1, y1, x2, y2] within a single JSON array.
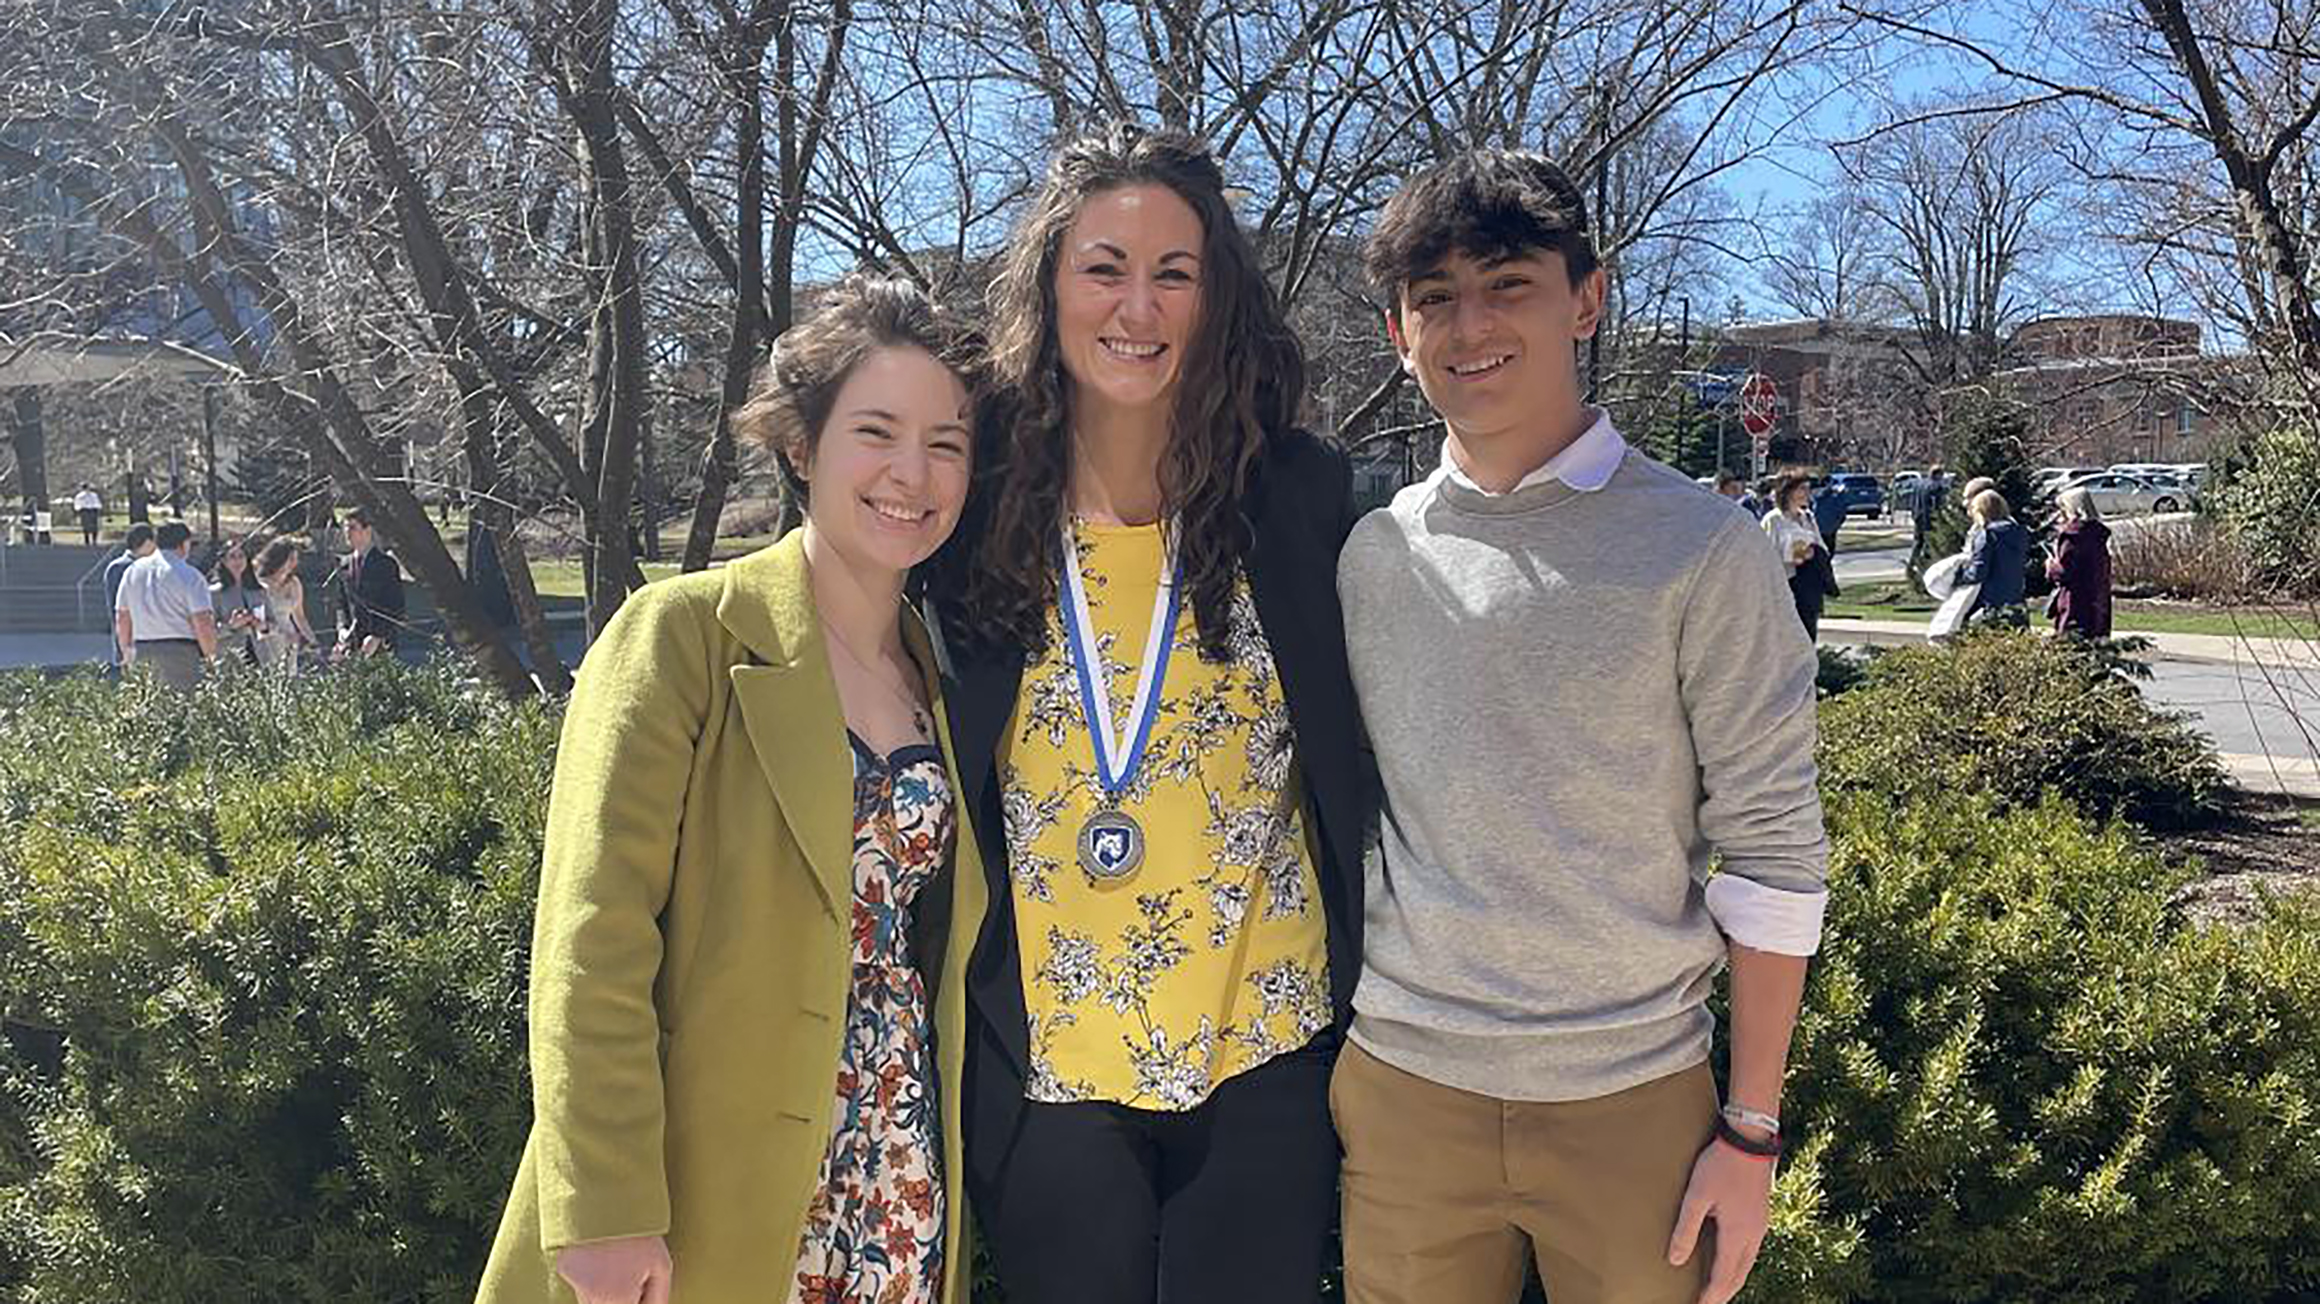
[[461, 386, 572, 694], [2141, 0, 2320, 376], [680, 27, 771, 573], [566, 0, 649, 636], [6, 389, 46, 524]]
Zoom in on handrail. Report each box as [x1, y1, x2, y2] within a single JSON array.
[[74, 545, 124, 632]]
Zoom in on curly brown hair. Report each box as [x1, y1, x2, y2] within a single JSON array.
[[731, 273, 978, 499], [954, 122, 1306, 661]]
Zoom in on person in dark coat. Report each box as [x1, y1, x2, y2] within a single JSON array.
[[329, 507, 406, 659], [2044, 487, 2113, 638], [1957, 488, 2029, 627], [1810, 478, 1848, 557]]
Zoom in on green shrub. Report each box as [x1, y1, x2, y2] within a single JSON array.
[[1752, 793, 2320, 1302], [1815, 646, 1874, 698], [2208, 416, 2320, 598], [1925, 388, 2043, 571], [0, 663, 554, 1303], [1, 651, 2309, 1304], [1816, 629, 2225, 830]]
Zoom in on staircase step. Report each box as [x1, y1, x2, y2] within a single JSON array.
[[0, 586, 107, 633]]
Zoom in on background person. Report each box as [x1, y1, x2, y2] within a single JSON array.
[[1957, 489, 2029, 628], [2045, 487, 2112, 638], [210, 536, 265, 667], [478, 276, 987, 1304], [253, 537, 317, 674], [114, 520, 217, 690], [1908, 462, 1949, 577], [329, 508, 405, 660], [73, 483, 103, 545], [102, 524, 157, 665], [1762, 472, 1831, 641], [1810, 475, 1848, 557], [938, 123, 1366, 1304]]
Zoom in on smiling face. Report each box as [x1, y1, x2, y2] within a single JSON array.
[[1387, 248, 1604, 453], [1052, 183, 1206, 419], [797, 344, 973, 580]]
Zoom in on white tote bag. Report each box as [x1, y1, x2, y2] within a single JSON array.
[[1924, 552, 1979, 639], [1921, 552, 1965, 598]]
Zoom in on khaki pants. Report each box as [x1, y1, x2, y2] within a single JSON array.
[[1332, 1041, 1716, 1304]]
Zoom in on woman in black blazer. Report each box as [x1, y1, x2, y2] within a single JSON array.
[[930, 123, 1373, 1304]]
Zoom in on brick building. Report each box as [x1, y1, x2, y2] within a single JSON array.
[[1662, 313, 2249, 473]]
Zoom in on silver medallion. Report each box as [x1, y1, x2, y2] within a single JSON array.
[[1077, 809, 1146, 882]]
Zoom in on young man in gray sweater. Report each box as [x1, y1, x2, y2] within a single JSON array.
[[1332, 151, 1830, 1304]]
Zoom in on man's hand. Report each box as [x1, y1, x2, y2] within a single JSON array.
[[1667, 1137, 1775, 1304], [554, 1234, 672, 1304]]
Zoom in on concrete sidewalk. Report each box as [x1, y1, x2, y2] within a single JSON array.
[[1821, 617, 2320, 671], [1823, 619, 2320, 798]]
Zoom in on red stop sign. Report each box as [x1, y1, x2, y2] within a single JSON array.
[[1739, 373, 1778, 438]]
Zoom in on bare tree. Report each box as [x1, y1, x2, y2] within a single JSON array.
[[1759, 191, 1901, 322], [1836, 101, 2073, 385]]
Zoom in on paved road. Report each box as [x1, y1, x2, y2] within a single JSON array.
[[1833, 511, 2195, 589], [2147, 660, 2316, 756]]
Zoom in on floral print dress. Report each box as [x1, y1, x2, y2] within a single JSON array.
[[787, 732, 955, 1304]]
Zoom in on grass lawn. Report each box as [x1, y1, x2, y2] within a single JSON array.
[[530, 558, 685, 598], [1830, 524, 1909, 554], [1826, 580, 2320, 641]]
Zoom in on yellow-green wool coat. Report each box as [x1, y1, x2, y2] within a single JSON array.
[[478, 533, 987, 1303]]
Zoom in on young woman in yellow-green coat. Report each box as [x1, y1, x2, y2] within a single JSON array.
[[478, 276, 987, 1304]]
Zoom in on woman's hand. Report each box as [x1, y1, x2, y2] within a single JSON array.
[[554, 1234, 673, 1304]]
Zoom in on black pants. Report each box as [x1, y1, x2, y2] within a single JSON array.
[[967, 1030, 1341, 1304]]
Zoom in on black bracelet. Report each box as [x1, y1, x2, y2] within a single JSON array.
[[1714, 1114, 1785, 1159]]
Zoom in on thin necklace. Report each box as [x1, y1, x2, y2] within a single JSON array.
[[824, 622, 932, 741]]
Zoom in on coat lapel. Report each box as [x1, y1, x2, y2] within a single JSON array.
[[719, 535, 854, 918]]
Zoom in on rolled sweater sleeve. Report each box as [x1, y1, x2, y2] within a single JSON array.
[[1678, 516, 1831, 955]]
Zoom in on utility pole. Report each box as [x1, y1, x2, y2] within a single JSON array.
[[201, 387, 221, 542]]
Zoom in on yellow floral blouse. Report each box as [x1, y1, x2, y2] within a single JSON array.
[[1001, 520, 1331, 1111]]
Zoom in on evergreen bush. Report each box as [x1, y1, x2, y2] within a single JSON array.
[[1817, 629, 2226, 830], [0, 653, 2309, 1304], [2207, 415, 2320, 599], [1752, 793, 2320, 1302], [0, 664, 553, 1303]]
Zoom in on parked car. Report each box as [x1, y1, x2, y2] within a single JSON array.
[[2034, 466, 2107, 495], [1821, 472, 1887, 518], [2053, 471, 2194, 516]]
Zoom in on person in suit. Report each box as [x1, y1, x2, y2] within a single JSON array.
[[929, 123, 1372, 1304], [478, 276, 989, 1304], [330, 507, 406, 660]]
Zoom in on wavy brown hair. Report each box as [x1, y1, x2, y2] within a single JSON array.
[[954, 122, 1306, 661], [731, 272, 978, 500]]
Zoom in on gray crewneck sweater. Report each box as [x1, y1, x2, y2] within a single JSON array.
[[1337, 447, 1829, 1102]]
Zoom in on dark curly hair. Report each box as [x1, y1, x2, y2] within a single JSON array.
[[730, 272, 979, 500], [1364, 150, 1599, 307], [954, 122, 1305, 661]]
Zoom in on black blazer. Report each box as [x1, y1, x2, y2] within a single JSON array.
[[332, 545, 407, 648], [938, 430, 1376, 1082]]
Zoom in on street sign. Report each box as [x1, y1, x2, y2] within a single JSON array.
[[1690, 370, 1744, 405], [1739, 373, 1778, 440]]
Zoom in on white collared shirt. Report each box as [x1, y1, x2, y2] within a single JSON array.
[[115, 550, 212, 641], [1436, 405, 1626, 496]]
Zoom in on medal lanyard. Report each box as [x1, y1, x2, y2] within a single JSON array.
[[1057, 521, 1183, 795]]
